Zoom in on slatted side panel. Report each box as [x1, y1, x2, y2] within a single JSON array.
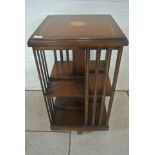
[[33, 49, 55, 124], [87, 48, 109, 126], [84, 47, 123, 126], [53, 50, 71, 62], [33, 50, 49, 93]]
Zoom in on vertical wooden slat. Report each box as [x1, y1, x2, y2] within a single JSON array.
[[40, 50, 48, 86], [106, 46, 123, 126], [54, 50, 57, 62], [44, 96, 53, 124], [85, 48, 90, 126], [33, 49, 53, 124], [66, 50, 69, 61], [99, 48, 112, 125], [42, 51, 49, 83], [92, 48, 101, 125], [37, 50, 47, 89], [47, 98, 55, 122], [52, 98, 56, 116], [48, 98, 54, 113], [60, 50, 63, 61]]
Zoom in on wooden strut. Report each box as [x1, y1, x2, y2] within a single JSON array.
[[54, 50, 57, 62], [60, 50, 63, 61], [84, 48, 90, 126], [47, 98, 55, 122], [91, 48, 101, 125], [99, 48, 112, 125], [66, 50, 69, 61], [37, 50, 47, 89], [42, 51, 49, 81], [40, 50, 49, 85], [106, 46, 123, 126]]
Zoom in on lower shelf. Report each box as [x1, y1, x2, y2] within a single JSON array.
[[54, 97, 84, 110], [54, 109, 84, 126], [52, 97, 107, 127]]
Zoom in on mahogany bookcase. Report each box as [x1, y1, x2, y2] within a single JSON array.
[[27, 15, 128, 133]]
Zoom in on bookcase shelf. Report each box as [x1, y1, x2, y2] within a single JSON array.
[[53, 97, 107, 126], [46, 72, 111, 97], [50, 61, 105, 80]]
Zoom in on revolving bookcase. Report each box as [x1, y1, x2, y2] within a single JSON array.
[[27, 15, 128, 133]]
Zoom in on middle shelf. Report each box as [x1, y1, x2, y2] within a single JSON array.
[[46, 73, 111, 97], [50, 60, 105, 80], [45, 61, 112, 97]]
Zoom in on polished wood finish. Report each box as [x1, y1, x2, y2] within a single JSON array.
[[73, 48, 85, 75], [53, 97, 106, 126], [50, 60, 105, 80], [28, 15, 128, 132], [46, 73, 112, 97], [28, 15, 128, 47], [84, 49, 90, 125], [92, 48, 101, 125], [54, 97, 84, 110], [99, 48, 112, 125]]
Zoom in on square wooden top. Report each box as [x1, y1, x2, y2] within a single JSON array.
[[28, 15, 128, 47]]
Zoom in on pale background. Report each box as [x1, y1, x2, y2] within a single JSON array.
[[25, 0, 129, 90]]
